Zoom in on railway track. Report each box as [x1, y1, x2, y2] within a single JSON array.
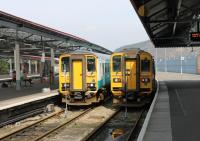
[[0, 99, 145, 141], [0, 108, 92, 141], [125, 110, 144, 141], [83, 108, 145, 141], [0, 95, 58, 128]]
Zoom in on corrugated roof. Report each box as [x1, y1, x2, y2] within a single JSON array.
[[0, 11, 112, 56], [130, 0, 200, 48]]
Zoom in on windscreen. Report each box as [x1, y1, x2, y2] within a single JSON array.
[[87, 57, 96, 72], [61, 57, 69, 72], [113, 55, 121, 72], [141, 59, 150, 72]]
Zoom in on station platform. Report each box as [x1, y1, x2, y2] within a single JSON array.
[[140, 72, 200, 141], [0, 77, 59, 110]]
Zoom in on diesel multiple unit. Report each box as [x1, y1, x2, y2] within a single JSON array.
[[59, 49, 156, 106]]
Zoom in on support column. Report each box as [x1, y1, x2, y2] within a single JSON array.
[[14, 41, 21, 90], [20, 59, 24, 72], [164, 48, 167, 72], [155, 48, 158, 72], [180, 47, 183, 74], [50, 48, 55, 86], [28, 60, 31, 74], [35, 61, 38, 74], [9, 58, 13, 77], [14, 50, 17, 70], [40, 51, 45, 83]]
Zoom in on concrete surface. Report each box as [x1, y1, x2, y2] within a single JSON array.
[[144, 81, 172, 141], [157, 72, 200, 81], [0, 78, 58, 102], [144, 72, 200, 141]]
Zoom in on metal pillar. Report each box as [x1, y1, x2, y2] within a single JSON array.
[[28, 60, 31, 74], [20, 59, 24, 72], [40, 51, 45, 83], [155, 48, 158, 72], [164, 48, 167, 72], [14, 50, 17, 70], [35, 61, 38, 74], [14, 41, 21, 90], [9, 59, 13, 77], [180, 47, 183, 74], [50, 48, 55, 86]]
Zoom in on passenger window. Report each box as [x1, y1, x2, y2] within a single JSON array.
[[61, 57, 69, 72], [141, 59, 150, 72], [113, 56, 121, 72], [87, 57, 96, 72]]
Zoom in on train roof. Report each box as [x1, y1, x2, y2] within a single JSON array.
[[60, 50, 110, 60], [113, 48, 152, 58]]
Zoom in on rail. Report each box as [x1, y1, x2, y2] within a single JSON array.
[[0, 108, 92, 141], [81, 108, 145, 141]]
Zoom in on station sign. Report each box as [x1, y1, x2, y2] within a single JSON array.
[[181, 57, 185, 61], [190, 32, 200, 42]]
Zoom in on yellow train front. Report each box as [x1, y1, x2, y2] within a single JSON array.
[[59, 51, 110, 106], [110, 49, 156, 106]]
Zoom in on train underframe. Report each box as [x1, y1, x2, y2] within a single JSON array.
[[60, 86, 110, 106], [112, 90, 154, 107]]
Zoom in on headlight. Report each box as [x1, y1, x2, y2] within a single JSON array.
[[141, 78, 150, 83], [62, 83, 70, 87], [113, 78, 121, 83], [87, 83, 95, 87]]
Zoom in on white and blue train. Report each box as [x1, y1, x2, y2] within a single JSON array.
[[59, 50, 110, 105]]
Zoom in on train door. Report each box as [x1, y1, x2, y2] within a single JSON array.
[[72, 60, 83, 90], [125, 59, 137, 91]]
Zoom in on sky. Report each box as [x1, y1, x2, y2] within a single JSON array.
[[0, 0, 149, 51]]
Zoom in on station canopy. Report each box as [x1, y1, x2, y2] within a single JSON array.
[[0, 11, 112, 59], [130, 0, 200, 48]]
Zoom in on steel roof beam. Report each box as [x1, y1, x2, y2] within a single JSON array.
[[0, 19, 69, 42], [30, 39, 58, 43], [172, 0, 183, 36], [153, 25, 169, 36], [151, 23, 168, 32], [153, 36, 186, 40], [148, 19, 192, 23], [149, 7, 167, 19], [23, 34, 33, 40]]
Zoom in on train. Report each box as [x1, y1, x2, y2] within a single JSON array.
[[58, 50, 110, 105], [110, 48, 156, 106], [59, 48, 156, 107]]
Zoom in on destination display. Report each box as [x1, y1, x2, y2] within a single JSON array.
[[191, 32, 200, 42]]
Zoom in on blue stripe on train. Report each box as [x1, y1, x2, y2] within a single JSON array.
[[97, 72, 110, 89], [98, 79, 103, 89]]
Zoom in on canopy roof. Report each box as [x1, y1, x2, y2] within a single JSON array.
[[130, 0, 200, 47], [0, 11, 112, 58]]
